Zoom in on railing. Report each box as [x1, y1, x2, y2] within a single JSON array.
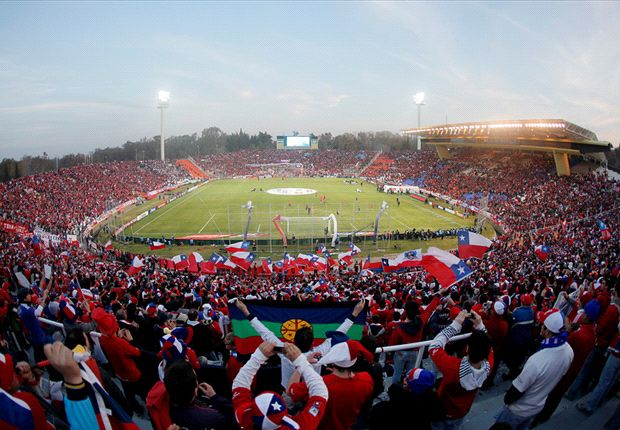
[[375, 332, 472, 368], [38, 317, 107, 363]]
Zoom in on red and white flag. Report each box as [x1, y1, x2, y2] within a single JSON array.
[[421, 247, 473, 288], [229, 251, 256, 271], [128, 256, 144, 275], [188, 252, 204, 273], [172, 254, 190, 270], [225, 241, 250, 254], [150, 241, 166, 251], [104, 240, 113, 251], [457, 231, 492, 259]]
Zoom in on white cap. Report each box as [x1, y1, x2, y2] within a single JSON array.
[[543, 309, 564, 333], [493, 301, 506, 315]]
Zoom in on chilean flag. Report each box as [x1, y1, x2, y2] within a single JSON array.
[[77, 287, 94, 302], [172, 254, 190, 270], [229, 251, 256, 271], [150, 241, 166, 250], [338, 252, 354, 266], [348, 242, 361, 255], [421, 247, 474, 287], [363, 256, 383, 273], [200, 253, 221, 274], [273, 259, 284, 273], [0, 387, 34, 430], [311, 255, 328, 271], [216, 255, 237, 270], [598, 220, 612, 241], [283, 253, 296, 271], [128, 256, 144, 275], [457, 230, 492, 259], [323, 250, 338, 267], [225, 241, 250, 253], [381, 258, 402, 273], [104, 240, 114, 251], [534, 245, 551, 261], [295, 254, 314, 268], [316, 243, 327, 255], [262, 257, 273, 275], [188, 252, 204, 273]]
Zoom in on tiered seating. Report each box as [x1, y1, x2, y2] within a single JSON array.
[[175, 159, 209, 179]]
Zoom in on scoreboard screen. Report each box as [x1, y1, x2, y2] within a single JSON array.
[[277, 135, 318, 150]]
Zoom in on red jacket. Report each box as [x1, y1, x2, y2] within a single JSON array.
[[99, 334, 141, 382], [146, 381, 171, 430], [596, 304, 619, 349], [390, 296, 440, 345]]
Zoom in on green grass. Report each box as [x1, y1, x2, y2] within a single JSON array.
[[102, 178, 481, 257], [125, 178, 472, 237]]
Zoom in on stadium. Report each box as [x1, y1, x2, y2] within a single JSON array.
[[2, 3, 620, 430]]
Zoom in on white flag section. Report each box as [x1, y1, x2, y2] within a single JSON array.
[[44, 264, 52, 280], [15, 271, 30, 288]]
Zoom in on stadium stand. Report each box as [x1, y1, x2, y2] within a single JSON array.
[[0, 148, 618, 429], [175, 159, 209, 179]]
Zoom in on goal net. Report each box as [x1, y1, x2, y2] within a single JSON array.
[[278, 214, 338, 246]]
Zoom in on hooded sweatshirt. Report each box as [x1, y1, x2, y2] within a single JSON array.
[[390, 296, 440, 345]]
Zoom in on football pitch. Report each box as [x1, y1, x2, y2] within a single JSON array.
[[123, 178, 474, 241]]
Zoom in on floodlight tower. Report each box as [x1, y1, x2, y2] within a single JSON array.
[[158, 90, 170, 161], [414, 92, 425, 150]]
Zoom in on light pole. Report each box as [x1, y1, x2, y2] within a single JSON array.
[[414, 92, 425, 150], [158, 90, 170, 161]]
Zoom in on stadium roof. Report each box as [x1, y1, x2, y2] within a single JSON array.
[[402, 119, 612, 154]]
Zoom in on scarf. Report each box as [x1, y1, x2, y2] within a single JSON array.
[[540, 331, 569, 350]]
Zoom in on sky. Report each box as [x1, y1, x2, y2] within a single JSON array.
[[1, 1, 619, 159]]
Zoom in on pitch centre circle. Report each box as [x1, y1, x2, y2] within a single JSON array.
[[266, 188, 317, 196]]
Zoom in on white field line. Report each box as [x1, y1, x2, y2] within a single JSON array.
[[134, 184, 211, 234], [198, 213, 216, 233], [416, 205, 462, 226]]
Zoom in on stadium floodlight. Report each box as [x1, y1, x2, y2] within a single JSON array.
[[158, 90, 170, 161], [413, 92, 425, 150]]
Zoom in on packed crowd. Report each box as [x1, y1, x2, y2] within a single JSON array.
[[199, 150, 376, 178], [0, 161, 190, 236], [0, 149, 619, 430]]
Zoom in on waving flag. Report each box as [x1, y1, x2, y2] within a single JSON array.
[[228, 301, 366, 354], [188, 252, 204, 273], [316, 243, 327, 255], [171, 254, 189, 270], [393, 249, 423, 268], [421, 247, 474, 287], [200, 253, 221, 274], [381, 258, 402, 273], [598, 220, 612, 241], [363, 256, 383, 273], [534, 245, 551, 261], [348, 242, 361, 255], [216, 255, 237, 270], [338, 252, 355, 266], [150, 241, 166, 251], [77, 287, 94, 302], [229, 251, 256, 271], [128, 256, 144, 275], [283, 253, 296, 271], [225, 241, 251, 253], [457, 230, 492, 259], [104, 240, 114, 251], [311, 255, 328, 271], [262, 257, 273, 275], [273, 259, 284, 273], [295, 253, 315, 268], [0, 387, 34, 430], [323, 249, 338, 267]]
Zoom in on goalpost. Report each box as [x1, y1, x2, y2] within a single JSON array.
[[272, 214, 338, 247]]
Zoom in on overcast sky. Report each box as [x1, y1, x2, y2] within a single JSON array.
[[1, 1, 619, 159]]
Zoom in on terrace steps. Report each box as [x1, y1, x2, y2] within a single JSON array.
[[176, 158, 209, 179]]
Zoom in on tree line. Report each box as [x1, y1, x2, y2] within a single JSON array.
[[0, 128, 414, 182], [1, 127, 618, 182]]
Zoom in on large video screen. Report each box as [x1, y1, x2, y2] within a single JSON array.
[[285, 136, 310, 147]]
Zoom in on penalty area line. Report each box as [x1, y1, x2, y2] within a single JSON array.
[[198, 213, 216, 233]]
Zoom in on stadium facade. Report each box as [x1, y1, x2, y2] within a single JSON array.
[[402, 119, 612, 176]]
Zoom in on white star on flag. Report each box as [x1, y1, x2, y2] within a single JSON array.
[[271, 401, 282, 411], [457, 266, 465, 275], [459, 235, 465, 241]]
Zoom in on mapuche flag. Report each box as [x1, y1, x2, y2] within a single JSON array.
[[228, 301, 366, 355]]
